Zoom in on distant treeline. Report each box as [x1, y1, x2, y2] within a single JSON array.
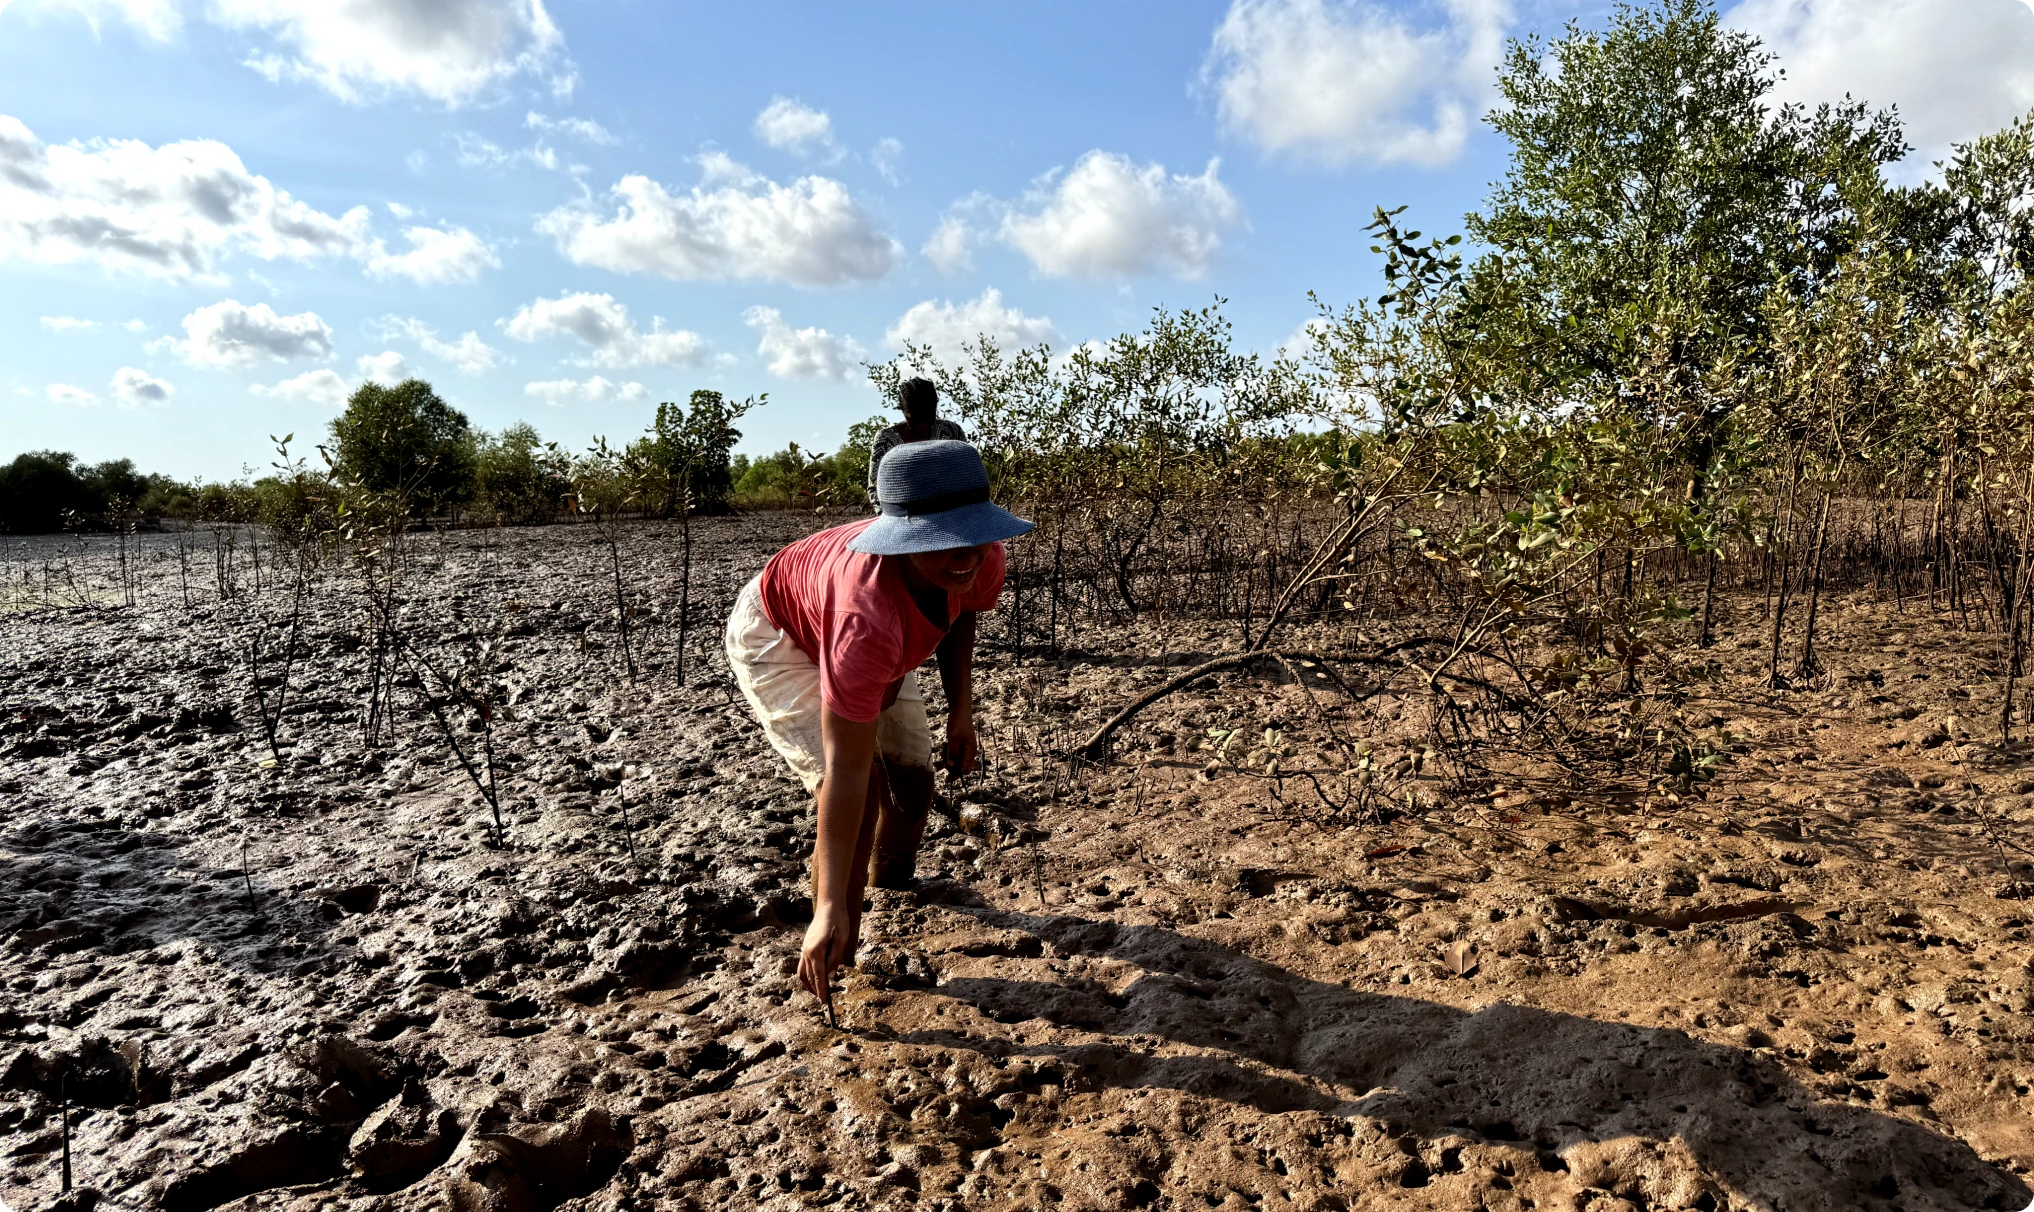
[[0, 383, 896, 534]]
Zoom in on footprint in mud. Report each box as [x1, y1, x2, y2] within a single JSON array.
[[901, 895, 2030, 1212]]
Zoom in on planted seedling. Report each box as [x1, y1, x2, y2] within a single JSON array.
[[60, 1069, 72, 1193], [369, 589, 515, 849], [240, 837, 257, 912]]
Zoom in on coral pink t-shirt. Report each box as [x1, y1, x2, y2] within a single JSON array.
[[758, 519, 1005, 723]]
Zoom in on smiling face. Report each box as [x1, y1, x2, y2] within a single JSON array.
[[904, 543, 989, 594]]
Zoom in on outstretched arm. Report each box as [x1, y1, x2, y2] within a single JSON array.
[[801, 707, 877, 1000], [934, 610, 978, 775]]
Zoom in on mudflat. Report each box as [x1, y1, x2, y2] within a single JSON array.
[[3, 517, 2031, 1211]]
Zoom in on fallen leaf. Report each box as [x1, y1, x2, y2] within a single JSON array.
[[1444, 940, 1479, 976], [1365, 845, 1406, 860]]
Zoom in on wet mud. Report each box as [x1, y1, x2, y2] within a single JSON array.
[[4, 518, 2033, 1210]]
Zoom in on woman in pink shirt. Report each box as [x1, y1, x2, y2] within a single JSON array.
[[724, 440, 1033, 1005]]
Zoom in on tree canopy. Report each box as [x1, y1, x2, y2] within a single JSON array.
[[327, 379, 475, 511]]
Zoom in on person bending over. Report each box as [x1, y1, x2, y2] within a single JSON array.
[[867, 377, 966, 510], [725, 440, 1032, 1005]]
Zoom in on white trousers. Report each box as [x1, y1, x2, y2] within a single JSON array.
[[723, 574, 932, 794]]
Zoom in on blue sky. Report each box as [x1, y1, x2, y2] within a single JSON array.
[[3, 0, 2032, 481]]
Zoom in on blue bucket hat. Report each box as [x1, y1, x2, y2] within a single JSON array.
[[849, 439, 1034, 556]]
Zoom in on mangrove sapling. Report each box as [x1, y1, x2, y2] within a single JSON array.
[[109, 495, 139, 608], [248, 541, 311, 767], [641, 390, 757, 682], [675, 476, 695, 686], [2003, 467, 2034, 741], [240, 837, 258, 912], [1794, 451, 1850, 680], [342, 493, 415, 749], [175, 525, 193, 611], [571, 438, 642, 684], [395, 618, 512, 848], [246, 436, 327, 767], [211, 523, 239, 602], [60, 1070, 71, 1194]]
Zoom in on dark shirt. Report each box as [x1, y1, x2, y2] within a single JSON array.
[[867, 417, 968, 506]]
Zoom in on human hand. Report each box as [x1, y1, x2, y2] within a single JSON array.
[[940, 714, 979, 778], [797, 908, 856, 1008]]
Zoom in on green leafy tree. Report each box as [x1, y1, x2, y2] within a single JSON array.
[[327, 379, 476, 511], [474, 423, 572, 525], [639, 389, 762, 515], [1461, 0, 1904, 459], [0, 453, 190, 533], [0, 452, 100, 533], [731, 442, 837, 509], [831, 415, 888, 505], [1934, 110, 2034, 315]]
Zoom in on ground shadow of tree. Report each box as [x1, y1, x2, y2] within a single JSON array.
[[896, 892, 2028, 1212]]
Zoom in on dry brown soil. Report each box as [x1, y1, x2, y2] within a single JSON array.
[[4, 517, 2034, 1212]]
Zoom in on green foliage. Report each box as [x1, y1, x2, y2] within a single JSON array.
[[0, 451, 189, 533], [634, 390, 762, 515], [1461, 0, 1906, 451], [567, 436, 639, 518], [834, 415, 888, 504], [327, 378, 475, 511], [724, 415, 885, 511], [0, 452, 111, 533], [731, 442, 840, 510], [473, 423, 572, 525]]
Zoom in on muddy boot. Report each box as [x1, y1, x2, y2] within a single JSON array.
[[870, 762, 934, 890]]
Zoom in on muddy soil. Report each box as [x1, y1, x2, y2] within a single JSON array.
[[4, 518, 2033, 1212]]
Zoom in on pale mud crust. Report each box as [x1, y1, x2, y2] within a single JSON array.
[[2, 518, 2032, 1212]]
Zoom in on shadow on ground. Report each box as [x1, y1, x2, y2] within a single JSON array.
[[0, 817, 345, 977], [896, 891, 2027, 1212]]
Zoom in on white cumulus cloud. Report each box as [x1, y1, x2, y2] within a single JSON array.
[[524, 376, 647, 405], [168, 299, 334, 369], [250, 368, 350, 406], [1727, 0, 2034, 162], [0, 114, 490, 284], [427, 331, 501, 374], [357, 350, 410, 384], [536, 154, 900, 286], [40, 315, 97, 331], [503, 291, 709, 368], [110, 365, 173, 406], [743, 305, 863, 381], [754, 97, 836, 156], [379, 317, 503, 375], [999, 152, 1243, 280], [363, 224, 500, 284], [0, 114, 372, 281], [885, 289, 1062, 367], [46, 382, 97, 406], [922, 217, 972, 273], [209, 0, 569, 106], [1202, 0, 1511, 168], [919, 192, 1007, 274]]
